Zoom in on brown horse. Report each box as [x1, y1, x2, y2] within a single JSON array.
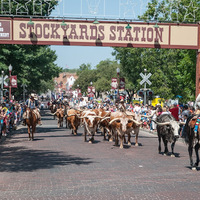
[[25, 107, 38, 140]]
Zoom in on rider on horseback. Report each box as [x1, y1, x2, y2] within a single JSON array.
[[22, 93, 42, 126]]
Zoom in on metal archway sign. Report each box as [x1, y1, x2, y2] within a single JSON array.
[[0, 17, 200, 95]]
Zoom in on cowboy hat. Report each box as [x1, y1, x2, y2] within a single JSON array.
[[30, 93, 35, 98], [34, 94, 38, 100]]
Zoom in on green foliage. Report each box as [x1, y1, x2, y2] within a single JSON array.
[[111, 0, 199, 103], [0, 1, 60, 99], [40, 79, 55, 93], [73, 59, 121, 96], [140, 0, 200, 23], [0, 44, 62, 98], [63, 68, 78, 73], [76, 63, 92, 75], [112, 47, 196, 102]]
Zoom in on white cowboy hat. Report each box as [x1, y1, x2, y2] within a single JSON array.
[[30, 93, 35, 98], [34, 94, 38, 100]]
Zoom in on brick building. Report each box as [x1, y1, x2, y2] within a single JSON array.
[[54, 72, 78, 94]]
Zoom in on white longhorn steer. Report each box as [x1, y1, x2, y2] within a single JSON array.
[[79, 110, 102, 143]]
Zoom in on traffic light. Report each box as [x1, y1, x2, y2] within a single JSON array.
[[147, 90, 153, 96], [137, 90, 144, 97], [4, 90, 9, 97]]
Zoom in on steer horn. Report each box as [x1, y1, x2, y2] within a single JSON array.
[[109, 118, 121, 125], [66, 114, 76, 117], [100, 117, 110, 123], [152, 120, 171, 126], [128, 119, 143, 125], [125, 112, 135, 117]]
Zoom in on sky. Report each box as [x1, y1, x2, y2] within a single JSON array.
[[50, 45, 115, 69], [49, 0, 148, 69]]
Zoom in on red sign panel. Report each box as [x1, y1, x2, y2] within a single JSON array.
[[4, 75, 17, 88], [111, 78, 118, 89], [11, 75, 17, 88], [119, 78, 125, 89], [87, 86, 91, 93], [0, 20, 11, 40]]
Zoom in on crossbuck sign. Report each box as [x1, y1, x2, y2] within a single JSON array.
[[0, 75, 8, 86], [140, 72, 152, 85]]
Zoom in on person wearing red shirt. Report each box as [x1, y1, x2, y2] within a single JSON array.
[[169, 103, 179, 121]]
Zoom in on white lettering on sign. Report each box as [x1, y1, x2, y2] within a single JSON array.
[[0, 33, 9, 37]]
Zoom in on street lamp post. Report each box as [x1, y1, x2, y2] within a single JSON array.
[[116, 68, 120, 102], [77, 84, 79, 98], [8, 64, 12, 101], [1, 70, 4, 103]]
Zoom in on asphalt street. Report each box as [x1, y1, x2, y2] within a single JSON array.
[[0, 109, 199, 200]]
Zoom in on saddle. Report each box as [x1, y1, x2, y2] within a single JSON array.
[[25, 109, 39, 120], [189, 115, 200, 134]]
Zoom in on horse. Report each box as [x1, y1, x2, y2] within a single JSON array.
[[183, 115, 200, 170], [24, 107, 38, 141]]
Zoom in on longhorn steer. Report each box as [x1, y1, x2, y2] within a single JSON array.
[[97, 108, 111, 140], [125, 111, 142, 147], [109, 111, 142, 149], [66, 109, 81, 135], [54, 108, 64, 128], [80, 110, 101, 143], [153, 114, 180, 157]]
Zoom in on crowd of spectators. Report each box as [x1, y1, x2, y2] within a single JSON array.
[[0, 99, 24, 139], [64, 97, 195, 134], [1, 95, 196, 140]]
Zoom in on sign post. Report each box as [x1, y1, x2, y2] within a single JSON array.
[[0, 72, 8, 103], [140, 69, 152, 105], [21, 84, 27, 102]]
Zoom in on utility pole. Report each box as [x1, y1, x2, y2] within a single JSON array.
[[21, 84, 27, 102], [139, 69, 152, 105], [1, 71, 4, 103]]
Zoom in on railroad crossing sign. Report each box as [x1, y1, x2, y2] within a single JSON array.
[[140, 72, 152, 85], [0, 75, 8, 86]]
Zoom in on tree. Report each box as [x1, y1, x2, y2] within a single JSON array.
[[0, 45, 62, 98], [112, 0, 199, 103], [73, 59, 121, 98], [0, 1, 61, 99]]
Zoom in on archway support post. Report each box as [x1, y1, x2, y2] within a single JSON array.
[[196, 23, 200, 98]]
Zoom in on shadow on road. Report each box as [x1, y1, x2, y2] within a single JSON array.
[[0, 146, 94, 172]]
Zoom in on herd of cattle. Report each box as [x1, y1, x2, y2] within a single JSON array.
[[50, 104, 200, 171]]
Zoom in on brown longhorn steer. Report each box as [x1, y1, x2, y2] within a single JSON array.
[[125, 111, 142, 147], [66, 109, 81, 135], [109, 111, 142, 149], [97, 108, 111, 141], [54, 108, 64, 128]]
